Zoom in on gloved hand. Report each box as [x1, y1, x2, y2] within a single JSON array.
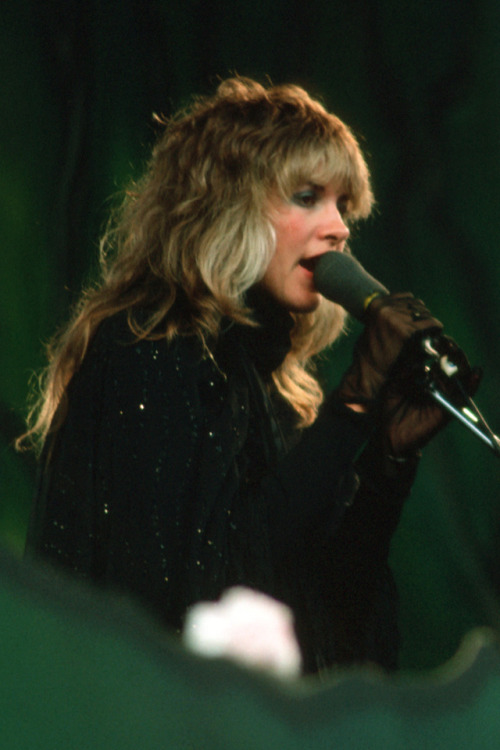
[[377, 333, 482, 456], [337, 293, 482, 457], [337, 292, 443, 408]]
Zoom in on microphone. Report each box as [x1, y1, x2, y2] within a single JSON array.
[[313, 252, 500, 457], [313, 251, 389, 320]]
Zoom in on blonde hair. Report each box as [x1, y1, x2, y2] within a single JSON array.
[[20, 76, 373, 452]]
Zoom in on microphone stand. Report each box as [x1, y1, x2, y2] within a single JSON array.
[[421, 337, 500, 459]]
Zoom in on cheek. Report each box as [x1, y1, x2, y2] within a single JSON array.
[[280, 216, 303, 241], [274, 212, 303, 247]]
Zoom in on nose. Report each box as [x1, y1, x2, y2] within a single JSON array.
[[320, 204, 350, 247]]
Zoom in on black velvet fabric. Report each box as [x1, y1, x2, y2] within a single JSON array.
[[26, 302, 417, 674]]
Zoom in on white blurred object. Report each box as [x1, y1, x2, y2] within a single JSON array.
[[183, 587, 302, 678]]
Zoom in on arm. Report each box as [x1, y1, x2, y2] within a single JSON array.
[[275, 399, 414, 672]]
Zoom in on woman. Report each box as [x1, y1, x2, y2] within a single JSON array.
[[21, 77, 475, 674]]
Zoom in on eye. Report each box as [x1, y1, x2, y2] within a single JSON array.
[[337, 195, 350, 217], [291, 187, 320, 207]]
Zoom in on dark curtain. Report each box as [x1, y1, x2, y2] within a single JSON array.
[[2, 0, 499, 671]]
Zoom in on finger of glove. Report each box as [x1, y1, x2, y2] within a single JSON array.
[[427, 335, 482, 399], [431, 335, 470, 368], [362, 293, 443, 377], [338, 294, 443, 405]]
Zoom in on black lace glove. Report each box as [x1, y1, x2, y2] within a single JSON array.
[[337, 293, 443, 408], [378, 333, 482, 457], [338, 293, 481, 457]]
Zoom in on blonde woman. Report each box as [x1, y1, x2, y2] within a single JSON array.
[[22, 77, 476, 674]]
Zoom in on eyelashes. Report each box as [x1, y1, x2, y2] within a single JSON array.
[[292, 189, 319, 207], [291, 186, 350, 215]]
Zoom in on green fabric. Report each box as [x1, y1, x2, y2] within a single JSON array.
[[2, 547, 500, 749]]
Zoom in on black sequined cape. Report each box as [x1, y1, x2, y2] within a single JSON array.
[[26, 303, 417, 674]]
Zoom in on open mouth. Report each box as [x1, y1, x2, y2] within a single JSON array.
[[299, 257, 319, 273]]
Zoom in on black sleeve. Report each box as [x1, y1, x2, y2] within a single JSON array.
[[275, 399, 419, 672]]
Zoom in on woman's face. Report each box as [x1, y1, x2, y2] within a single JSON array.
[[260, 181, 350, 312]]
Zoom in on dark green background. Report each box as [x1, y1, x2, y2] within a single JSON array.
[[2, 0, 499, 672]]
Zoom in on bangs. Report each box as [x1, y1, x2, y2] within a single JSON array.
[[272, 136, 373, 221]]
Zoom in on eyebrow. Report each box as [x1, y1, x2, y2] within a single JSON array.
[[294, 182, 324, 192]]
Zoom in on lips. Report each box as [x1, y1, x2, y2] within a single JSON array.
[[298, 255, 323, 272]]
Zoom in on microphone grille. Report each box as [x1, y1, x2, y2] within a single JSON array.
[[313, 252, 389, 320]]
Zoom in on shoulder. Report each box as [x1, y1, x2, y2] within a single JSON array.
[[87, 312, 206, 374], [79, 312, 233, 414]]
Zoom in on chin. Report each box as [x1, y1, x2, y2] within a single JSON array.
[[287, 296, 321, 314]]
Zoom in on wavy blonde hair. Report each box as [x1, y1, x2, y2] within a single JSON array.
[[20, 76, 373, 452]]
